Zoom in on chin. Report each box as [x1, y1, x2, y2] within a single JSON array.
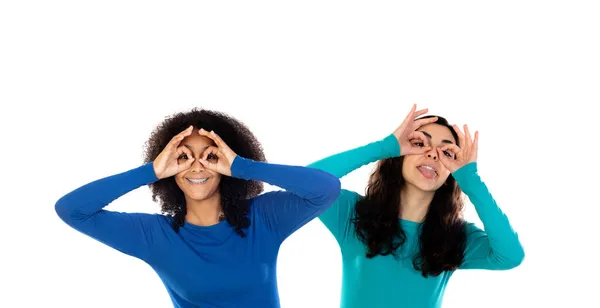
[[413, 180, 443, 192], [185, 191, 211, 201]]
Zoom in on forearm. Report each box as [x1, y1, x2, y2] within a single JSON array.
[[54, 163, 160, 260], [454, 163, 525, 267], [231, 156, 341, 207], [55, 163, 158, 223], [307, 134, 400, 178]]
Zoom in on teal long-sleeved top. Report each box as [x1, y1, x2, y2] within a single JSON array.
[[307, 134, 525, 308]]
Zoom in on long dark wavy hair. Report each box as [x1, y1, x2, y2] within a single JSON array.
[[352, 115, 468, 277], [142, 108, 266, 237]]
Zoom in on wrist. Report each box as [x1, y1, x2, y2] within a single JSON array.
[[383, 133, 402, 157], [152, 161, 161, 179], [452, 162, 477, 177]]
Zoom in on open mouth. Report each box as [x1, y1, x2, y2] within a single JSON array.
[[186, 178, 209, 184], [417, 165, 438, 179]]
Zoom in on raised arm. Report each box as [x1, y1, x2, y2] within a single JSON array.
[[235, 157, 341, 243], [437, 124, 525, 270], [306, 135, 399, 242], [55, 126, 197, 261], [55, 163, 161, 261], [454, 163, 525, 270], [307, 105, 439, 242], [194, 128, 341, 243]]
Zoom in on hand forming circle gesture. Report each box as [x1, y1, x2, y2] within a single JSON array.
[[438, 124, 479, 173], [196, 128, 238, 176], [153, 125, 196, 179], [393, 104, 439, 156]]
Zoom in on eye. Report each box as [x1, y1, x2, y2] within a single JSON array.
[[412, 140, 426, 147], [207, 153, 218, 160], [443, 150, 453, 158], [178, 154, 188, 160]]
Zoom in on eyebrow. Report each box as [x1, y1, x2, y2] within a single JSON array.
[[420, 131, 454, 144]]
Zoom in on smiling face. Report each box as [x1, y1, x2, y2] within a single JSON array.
[[174, 130, 222, 202], [402, 123, 458, 192]]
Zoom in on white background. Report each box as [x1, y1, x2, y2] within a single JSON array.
[[1, 1, 598, 307]]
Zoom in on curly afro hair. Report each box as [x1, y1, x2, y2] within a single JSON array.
[[142, 108, 266, 237]]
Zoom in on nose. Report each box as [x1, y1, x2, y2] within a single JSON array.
[[190, 157, 205, 172], [425, 147, 438, 160]]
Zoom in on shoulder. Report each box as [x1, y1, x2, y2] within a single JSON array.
[[127, 212, 174, 230]]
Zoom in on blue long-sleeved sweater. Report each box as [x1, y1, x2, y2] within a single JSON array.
[[55, 156, 341, 308]]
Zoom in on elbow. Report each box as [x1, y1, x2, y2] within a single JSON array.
[[55, 196, 77, 225], [314, 172, 342, 207], [327, 176, 342, 204], [509, 245, 525, 268], [498, 245, 525, 270]]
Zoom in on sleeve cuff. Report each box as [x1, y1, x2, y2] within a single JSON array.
[[452, 162, 479, 190], [139, 162, 160, 183], [381, 133, 401, 157], [230, 155, 252, 179]]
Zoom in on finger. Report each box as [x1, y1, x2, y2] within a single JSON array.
[[208, 130, 228, 149], [439, 143, 461, 155], [473, 130, 479, 157], [198, 128, 226, 148], [168, 126, 194, 148], [176, 146, 195, 169], [406, 131, 433, 153], [439, 144, 462, 160], [167, 135, 185, 150], [197, 158, 217, 171], [437, 148, 454, 168], [452, 124, 466, 147], [201, 146, 222, 160], [400, 104, 417, 126], [175, 125, 194, 141], [463, 124, 473, 148], [408, 130, 429, 144], [176, 145, 193, 158], [413, 108, 429, 119], [413, 116, 438, 130]]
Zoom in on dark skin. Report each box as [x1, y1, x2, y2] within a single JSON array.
[[152, 126, 240, 227]]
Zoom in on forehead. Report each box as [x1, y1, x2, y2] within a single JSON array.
[[417, 123, 456, 144], [181, 133, 215, 149]]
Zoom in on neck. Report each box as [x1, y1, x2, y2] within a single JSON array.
[[399, 183, 434, 223], [184, 192, 223, 227]]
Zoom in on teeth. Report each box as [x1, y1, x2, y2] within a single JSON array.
[[420, 166, 437, 173], [187, 178, 208, 184]]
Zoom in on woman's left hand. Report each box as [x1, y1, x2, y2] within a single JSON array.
[[438, 124, 479, 173], [197, 128, 238, 176]]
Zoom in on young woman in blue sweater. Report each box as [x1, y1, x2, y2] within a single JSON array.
[[55, 108, 341, 308]]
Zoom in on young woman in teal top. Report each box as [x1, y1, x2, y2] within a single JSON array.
[[308, 105, 525, 308]]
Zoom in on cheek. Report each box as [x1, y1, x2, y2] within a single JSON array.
[[208, 172, 222, 187], [401, 158, 417, 181], [437, 169, 451, 184], [402, 156, 417, 170]]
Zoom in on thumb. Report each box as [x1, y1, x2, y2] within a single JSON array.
[[436, 148, 453, 169], [183, 157, 195, 170], [198, 158, 217, 172]]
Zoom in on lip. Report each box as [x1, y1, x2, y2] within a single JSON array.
[[186, 177, 210, 184], [416, 163, 438, 176]]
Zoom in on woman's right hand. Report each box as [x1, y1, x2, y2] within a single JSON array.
[[153, 125, 196, 179], [393, 104, 439, 156]]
